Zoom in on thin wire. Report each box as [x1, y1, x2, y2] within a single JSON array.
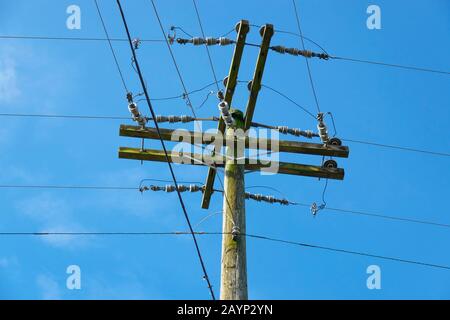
[[261, 86, 449, 157], [171, 26, 193, 38], [292, 202, 450, 229], [324, 206, 450, 229], [188, 5, 240, 293], [1, 113, 447, 158], [94, 0, 129, 93], [2, 183, 450, 230], [149, 0, 200, 125], [183, 145, 237, 228], [189, 4, 241, 296], [342, 138, 450, 157], [291, 0, 321, 113], [245, 25, 449, 76], [325, 112, 337, 137], [0, 113, 130, 120], [3, 35, 448, 75], [195, 210, 224, 228], [145, 79, 222, 102], [1, 231, 449, 270], [319, 178, 329, 209], [220, 28, 235, 38], [117, 0, 215, 300], [148, 0, 237, 232], [249, 23, 330, 55], [0, 35, 165, 42], [332, 56, 450, 76], [191, 0, 221, 92], [196, 91, 215, 110], [0, 184, 137, 190], [245, 234, 450, 271], [261, 84, 316, 119]]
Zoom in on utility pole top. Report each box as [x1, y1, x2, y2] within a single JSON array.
[[118, 19, 350, 300]]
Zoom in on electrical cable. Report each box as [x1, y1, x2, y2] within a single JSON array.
[[1, 231, 449, 270], [291, 0, 321, 113], [191, 0, 221, 92], [117, 0, 215, 300], [94, 0, 129, 92]]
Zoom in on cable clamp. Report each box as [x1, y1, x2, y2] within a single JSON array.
[[132, 38, 141, 50], [231, 226, 240, 241], [311, 202, 326, 216]]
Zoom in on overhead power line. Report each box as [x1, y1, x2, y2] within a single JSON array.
[[1, 231, 449, 271], [1, 112, 448, 157], [117, 0, 215, 300], [331, 56, 450, 76], [0, 113, 129, 120], [2, 183, 450, 230], [293, 0, 321, 113], [0, 184, 137, 191], [292, 202, 450, 230], [94, 0, 129, 92], [2, 34, 448, 76], [191, 0, 221, 92], [0, 35, 164, 42], [148, 0, 237, 245], [245, 233, 450, 271], [342, 138, 450, 157]]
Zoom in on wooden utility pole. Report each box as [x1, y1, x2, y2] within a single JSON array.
[[201, 20, 249, 210], [118, 20, 350, 300], [220, 110, 247, 300]]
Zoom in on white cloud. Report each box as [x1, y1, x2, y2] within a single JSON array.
[[0, 256, 18, 268], [36, 274, 62, 300], [16, 193, 89, 249], [0, 53, 20, 103]]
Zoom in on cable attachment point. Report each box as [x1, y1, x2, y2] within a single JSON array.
[[217, 90, 224, 101], [127, 92, 147, 128], [317, 112, 330, 145], [132, 38, 141, 50], [167, 26, 176, 45], [322, 159, 338, 169], [311, 202, 325, 216], [218, 101, 235, 127], [231, 226, 240, 241]]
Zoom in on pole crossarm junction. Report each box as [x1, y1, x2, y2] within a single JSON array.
[[120, 125, 350, 158], [118, 147, 345, 180], [201, 20, 250, 209]]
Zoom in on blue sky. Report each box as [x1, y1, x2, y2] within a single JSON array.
[[0, 0, 449, 299]]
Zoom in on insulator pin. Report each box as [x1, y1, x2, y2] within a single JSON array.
[[218, 101, 235, 127], [128, 102, 147, 127], [317, 113, 330, 144]]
